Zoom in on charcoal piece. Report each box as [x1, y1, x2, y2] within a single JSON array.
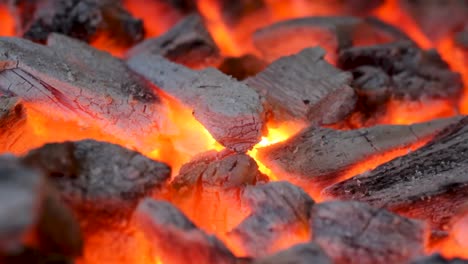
[[219, 54, 268, 80], [251, 243, 332, 264], [411, 254, 468, 264], [1, 247, 74, 264], [169, 150, 267, 232], [22, 140, 171, 229], [351, 66, 390, 105], [228, 182, 314, 257], [310, 201, 427, 264], [399, 0, 468, 42], [0, 156, 82, 259], [10, 0, 143, 46], [252, 16, 410, 63], [127, 53, 265, 152], [126, 14, 222, 69], [257, 117, 461, 195], [0, 96, 27, 152], [245, 47, 355, 125], [339, 41, 463, 101], [0, 34, 169, 154], [322, 117, 468, 230], [134, 198, 237, 264]]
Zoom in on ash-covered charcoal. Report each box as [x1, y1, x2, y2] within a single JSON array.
[[10, 0, 144, 46], [0, 156, 82, 262], [134, 198, 238, 264], [411, 254, 468, 264], [126, 14, 222, 69], [339, 41, 463, 103], [169, 150, 267, 233], [128, 53, 265, 152], [399, 0, 468, 42], [228, 182, 314, 257], [251, 243, 332, 264], [0, 96, 28, 153], [310, 201, 427, 264], [257, 116, 461, 195], [252, 16, 410, 63], [22, 140, 171, 229], [322, 117, 468, 230], [0, 34, 169, 154], [351, 66, 391, 105], [245, 47, 356, 125], [219, 54, 268, 81]]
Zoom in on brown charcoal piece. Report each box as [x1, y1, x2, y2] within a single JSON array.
[[399, 0, 468, 42], [10, 0, 143, 46], [228, 182, 314, 257], [0, 34, 169, 153], [128, 53, 265, 152], [251, 243, 332, 264], [310, 201, 427, 264], [22, 140, 170, 228], [322, 117, 468, 230], [245, 47, 355, 125], [134, 198, 237, 264], [219, 54, 268, 81], [339, 41, 463, 102], [0, 156, 82, 259], [126, 14, 222, 69], [0, 96, 27, 152], [257, 116, 461, 195], [411, 254, 468, 264], [252, 16, 410, 63], [169, 150, 267, 233]]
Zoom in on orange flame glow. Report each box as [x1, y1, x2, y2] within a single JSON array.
[[0, 4, 15, 37]]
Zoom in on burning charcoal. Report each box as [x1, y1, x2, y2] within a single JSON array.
[[399, 0, 468, 42], [169, 150, 267, 233], [310, 201, 427, 264], [351, 66, 391, 105], [0, 96, 27, 152], [9, 0, 144, 47], [0, 156, 82, 262], [134, 198, 238, 264], [245, 47, 356, 125], [0, 34, 169, 154], [127, 53, 265, 152], [251, 243, 332, 264], [228, 182, 314, 257], [411, 254, 468, 264], [322, 116, 468, 230], [257, 116, 461, 196], [219, 54, 268, 81], [22, 140, 170, 227], [217, 0, 266, 26], [339, 41, 463, 102], [253, 16, 410, 63], [126, 14, 222, 69]]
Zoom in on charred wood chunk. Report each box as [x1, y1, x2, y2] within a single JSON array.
[[245, 47, 356, 125], [0, 34, 168, 153], [0, 156, 82, 261], [219, 54, 268, 81], [351, 66, 391, 105], [22, 140, 170, 229], [339, 41, 463, 102], [310, 201, 427, 264], [251, 243, 332, 264], [411, 254, 468, 264], [228, 182, 314, 257], [10, 0, 144, 46], [257, 117, 461, 195], [134, 198, 238, 264], [399, 0, 468, 42], [127, 53, 265, 152], [252, 16, 410, 63], [169, 150, 267, 233], [126, 14, 222, 69], [322, 116, 468, 230], [0, 96, 28, 152]]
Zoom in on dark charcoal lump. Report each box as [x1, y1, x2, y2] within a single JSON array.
[[219, 54, 268, 80], [411, 254, 468, 264]]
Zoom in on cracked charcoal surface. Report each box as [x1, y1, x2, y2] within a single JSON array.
[[252, 243, 332, 264], [310, 201, 426, 264], [323, 116, 468, 230]]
